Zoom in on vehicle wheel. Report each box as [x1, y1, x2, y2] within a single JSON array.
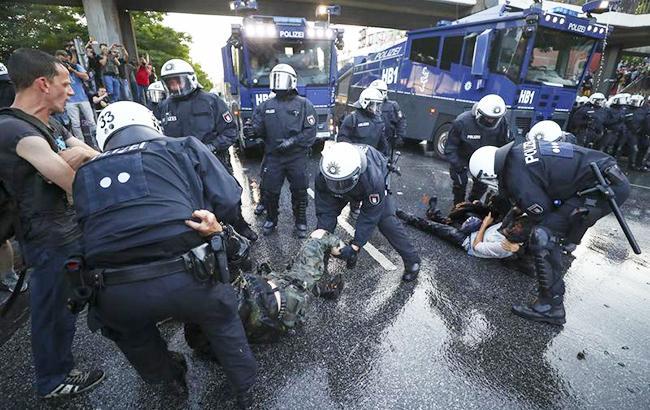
[[431, 123, 451, 160]]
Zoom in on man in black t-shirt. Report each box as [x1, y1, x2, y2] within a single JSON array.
[[0, 49, 104, 399]]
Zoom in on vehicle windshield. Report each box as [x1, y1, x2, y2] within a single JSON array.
[[525, 26, 596, 87], [245, 39, 332, 87]]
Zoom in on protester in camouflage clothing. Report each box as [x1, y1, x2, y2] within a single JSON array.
[[185, 229, 345, 349]]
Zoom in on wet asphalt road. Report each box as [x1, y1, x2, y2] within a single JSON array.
[[1, 143, 649, 409]]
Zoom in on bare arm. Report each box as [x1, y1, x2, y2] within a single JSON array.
[[16, 136, 76, 194]]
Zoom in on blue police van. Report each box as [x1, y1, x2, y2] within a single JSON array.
[[221, 15, 344, 150], [336, 3, 609, 157]]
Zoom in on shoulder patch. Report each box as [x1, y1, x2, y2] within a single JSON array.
[[527, 203, 544, 215], [307, 114, 316, 126], [368, 193, 381, 205], [222, 112, 233, 123]]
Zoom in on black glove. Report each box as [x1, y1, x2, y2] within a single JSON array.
[[336, 244, 359, 269], [242, 125, 255, 139], [393, 137, 404, 148], [275, 137, 297, 153]]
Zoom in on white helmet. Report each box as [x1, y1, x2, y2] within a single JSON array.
[[269, 64, 297, 91], [628, 94, 645, 108], [575, 96, 589, 107], [475, 94, 507, 129], [160, 59, 199, 98], [320, 142, 366, 194], [469, 145, 500, 191], [0, 62, 8, 79], [96, 101, 162, 150], [526, 120, 563, 143], [146, 81, 166, 104], [355, 87, 384, 115], [369, 79, 388, 100], [589, 92, 606, 107], [610, 93, 630, 106]]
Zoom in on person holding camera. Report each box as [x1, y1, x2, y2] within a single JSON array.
[[54, 50, 97, 147], [72, 101, 257, 406], [99, 43, 121, 101]]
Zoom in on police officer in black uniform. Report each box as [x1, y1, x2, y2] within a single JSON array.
[[158, 59, 258, 242], [370, 79, 406, 150], [624, 94, 648, 171], [338, 86, 388, 154], [73, 102, 257, 406], [243, 64, 317, 238], [569, 93, 607, 148], [0, 62, 15, 108], [315, 142, 421, 281], [445, 94, 510, 206], [601, 94, 629, 155], [469, 137, 631, 325]]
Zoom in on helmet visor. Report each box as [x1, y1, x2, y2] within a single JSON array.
[[270, 71, 295, 91], [147, 89, 165, 103], [162, 74, 193, 97], [324, 173, 360, 194], [477, 113, 501, 129], [367, 101, 383, 116]]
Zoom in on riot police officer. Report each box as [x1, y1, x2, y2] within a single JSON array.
[[315, 142, 421, 281], [567, 95, 589, 134], [526, 120, 577, 144], [0, 62, 15, 107], [244, 64, 317, 238], [625, 94, 648, 171], [469, 137, 631, 325], [445, 94, 510, 206], [146, 80, 166, 120], [369, 79, 406, 150], [72, 102, 257, 406], [158, 59, 258, 242], [602, 93, 630, 157], [337, 87, 387, 154], [569, 93, 607, 148]]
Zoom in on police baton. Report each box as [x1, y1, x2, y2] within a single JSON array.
[[582, 162, 641, 255]]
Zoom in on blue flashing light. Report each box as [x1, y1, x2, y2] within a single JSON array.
[[436, 20, 452, 27], [551, 7, 579, 17]]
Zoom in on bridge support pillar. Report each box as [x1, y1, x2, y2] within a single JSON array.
[[594, 44, 622, 95], [81, 0, 138, 60]]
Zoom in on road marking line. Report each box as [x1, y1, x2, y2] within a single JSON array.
[[630, 183, 650, 191], [307, 188, 397, 271]]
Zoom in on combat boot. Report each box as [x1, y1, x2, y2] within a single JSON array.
[[262, 219, 277, 236], [236, 224, 258, 242], [402, 261, 420, 282], [512, 298, 566, 325], [292, 191, 309, 239]]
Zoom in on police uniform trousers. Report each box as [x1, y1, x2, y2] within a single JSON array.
[[91, 268, 257, 391], [535, 168, 630, 300], [261, 153, 309, 222], [25, 239, 81, 395], [449, 166, 488, 206]]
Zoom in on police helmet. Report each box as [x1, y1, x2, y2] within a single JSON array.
[[589, 92, 606, 107], [475, 94, 507, 129], [628, 94, 645, 108], [354, 87, 384, 116], [469, 145, 500, 191], [160, 59, 199, 98], [146, 81, 166, 104], [609, 93, 630, 107], [269, 64, 297, 91], [575, 95, 589, 107], [320, 142, 367, 194], [369, 79, 388, 100], [526, 120, 563, 143], [95, 101, 162, 150], [0, 62, 8, 81]]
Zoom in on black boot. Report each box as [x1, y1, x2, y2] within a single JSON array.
[[402, 261, 420, 282], [254, 203, 266, 215], [235, 223, 258, 242], [236, 387, 254, 409], [262, 219, 276, 236], [513, 227, 566, 325], [263, 192, 279, 235], [292, 190, 309, 239], [166, 351, 188, 396]]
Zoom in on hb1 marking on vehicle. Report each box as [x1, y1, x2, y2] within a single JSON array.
[[255, 93, 270, 105], [382, 67, 399, 85], [518, 90, 535, 105]]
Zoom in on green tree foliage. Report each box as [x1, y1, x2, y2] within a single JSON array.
[[0, 4, 86, 61], [0, 4, 213, 89], [131, 11, 213, 89]]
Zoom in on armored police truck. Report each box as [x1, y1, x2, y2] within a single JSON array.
[[336, 3, 609, 157], [222, 15, 344, 150]]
